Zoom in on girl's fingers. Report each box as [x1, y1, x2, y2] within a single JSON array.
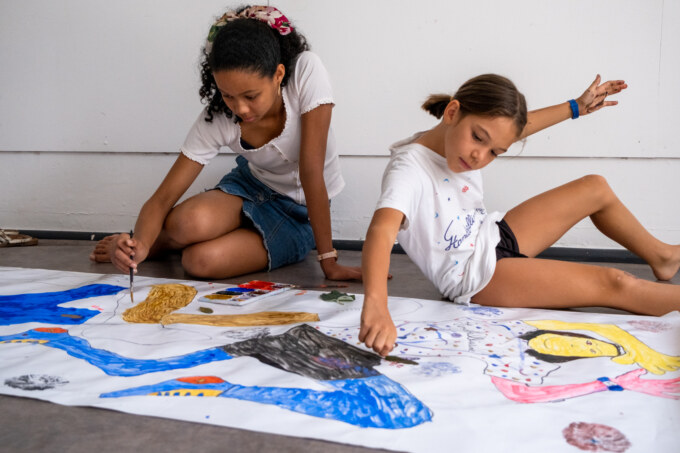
[[361, 327, 395, 356], [361, 328, 378, 348], [375, 330, 396, 356]]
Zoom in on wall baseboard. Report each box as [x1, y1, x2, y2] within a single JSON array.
[[17, 230, 644, 265], [333, 239, 644, 263]]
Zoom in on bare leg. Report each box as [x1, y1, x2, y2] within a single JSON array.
[[90, 190, 268, 278], [91, 190, 242, 263], [181, 228, 268, 278], [90, 235, 120, 262], [504, 175, 680, 281], [473, 258, 680, 316], [90, 231, 179, 262]]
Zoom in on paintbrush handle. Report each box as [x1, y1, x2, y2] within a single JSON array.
[[129, 230, 134, 302]]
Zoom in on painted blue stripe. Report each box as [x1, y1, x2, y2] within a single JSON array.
[[102, 374, 432, 429], [0, 284, 125, 325], [0, 329, 232, 376]]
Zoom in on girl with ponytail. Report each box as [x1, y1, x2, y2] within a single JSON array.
[[360, 74, 680, 357]]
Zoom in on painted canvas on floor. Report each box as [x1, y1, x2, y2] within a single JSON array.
[[1, 266, 679, 452]]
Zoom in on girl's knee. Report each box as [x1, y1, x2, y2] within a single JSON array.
[[165, 204, 213, 245], [599, 267, 638, 295], [181, 245, 220, 278], [576, 174, 617, 209], [579, 174, 609, 192]]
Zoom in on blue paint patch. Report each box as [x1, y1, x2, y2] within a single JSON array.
[[0, 329, 232, 376], [224, 287, 254, 293], [102, 374, 432, 429], [0, 284, 125, 326], [460, 306, 503, 317], [413, 362, 461, 377]]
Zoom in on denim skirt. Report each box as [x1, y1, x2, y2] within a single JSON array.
[[214, 156, 315, 270]]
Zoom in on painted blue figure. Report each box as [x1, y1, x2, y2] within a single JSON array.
[[0, 325, 432, 429], [0, 284, 125, 326], [0, 327, 230, 376]]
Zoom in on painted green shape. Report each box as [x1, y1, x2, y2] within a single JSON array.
[[319, 290, 355, 303], [199, 307, 214, 314]]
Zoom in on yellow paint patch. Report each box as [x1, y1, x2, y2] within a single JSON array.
[[123, 284, 197, 324], [160, 311, 320, 327], [203, 294, 235, 300]]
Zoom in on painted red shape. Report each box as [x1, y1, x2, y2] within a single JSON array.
[[562, 422, 631, 452], [177, 376, 225, 384], [239, 280, 275, 290], [35, 327, 68, 333]]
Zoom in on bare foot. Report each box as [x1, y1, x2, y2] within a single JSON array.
[[89, 235, 119, 263], [651, 244, 680, 281]]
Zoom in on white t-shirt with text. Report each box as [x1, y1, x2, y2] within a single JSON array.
[[376, 134, 503, 304]]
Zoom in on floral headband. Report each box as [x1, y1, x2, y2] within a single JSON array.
[[206, 6, 293, 53]]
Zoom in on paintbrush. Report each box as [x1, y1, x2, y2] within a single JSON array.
[[129, 229, 134, 303]]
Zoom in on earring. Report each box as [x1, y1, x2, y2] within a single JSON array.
[[278, 84, 282, 96]]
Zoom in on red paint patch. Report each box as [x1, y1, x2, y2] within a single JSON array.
[[239, 280, 276, 290], [35, 327, 68, 333], [563, 422, 631, 452], [177, 376, 225, 384], [462, 186, 469, 193]]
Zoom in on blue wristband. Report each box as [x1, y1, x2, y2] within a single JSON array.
[[568, 99, 579, 119], [597, 377, 624, 391]]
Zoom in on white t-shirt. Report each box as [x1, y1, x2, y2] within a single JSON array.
[[375, 133, 504, 304], [180, 51, 345, 205]]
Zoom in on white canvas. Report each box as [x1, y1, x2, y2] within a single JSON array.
[[1, 266, 678, 452]]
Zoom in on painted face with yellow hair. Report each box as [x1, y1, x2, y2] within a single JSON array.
[[528, 333, 620, 358]]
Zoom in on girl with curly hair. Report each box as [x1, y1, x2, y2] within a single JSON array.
[[91, 6, 360, 280]]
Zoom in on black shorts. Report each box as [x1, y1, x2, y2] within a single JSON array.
[[495, 219, 527, 261]]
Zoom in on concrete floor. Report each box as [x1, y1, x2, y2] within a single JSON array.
[[0, 240, 676, 452]]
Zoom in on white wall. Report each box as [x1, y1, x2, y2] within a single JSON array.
[[1, 1, 679, 248]]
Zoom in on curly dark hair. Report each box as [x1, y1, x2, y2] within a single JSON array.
[[199, 7, 309, 122]]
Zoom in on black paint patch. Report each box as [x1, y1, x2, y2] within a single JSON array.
[[5, 374, 69, 391], [223, 324, 381, 380]]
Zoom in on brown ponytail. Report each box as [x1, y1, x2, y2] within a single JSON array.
[[421, 94, 452, 119]]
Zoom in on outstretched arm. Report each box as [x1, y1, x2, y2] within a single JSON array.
[[300, 104, 362, 281], [525, 319, 680, 374], [360, 208, 404, 356], [492, 368, 680, 403], [519, 75, 627, 140]]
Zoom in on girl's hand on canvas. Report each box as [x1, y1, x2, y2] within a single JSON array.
[[320, 259, 363, 281], [576, 75, 627, 116], [359, 302, 397, 357]]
